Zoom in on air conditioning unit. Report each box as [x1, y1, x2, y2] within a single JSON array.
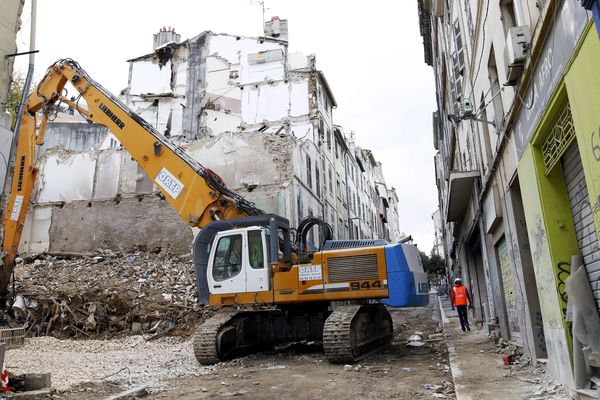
[[504, 26, 531, 85]]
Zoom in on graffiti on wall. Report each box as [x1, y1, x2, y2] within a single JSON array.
[[555, 261, 571, 324], [592, 127, 600, 161]]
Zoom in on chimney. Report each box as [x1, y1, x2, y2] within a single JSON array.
[[153, 26, 181, 50], [264, 16, 288, 42]]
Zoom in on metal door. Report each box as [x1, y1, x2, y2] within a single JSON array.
[[562, 143, 600, 313], [497, 237, 521, 341]]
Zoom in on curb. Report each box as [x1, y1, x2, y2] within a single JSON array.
[[438, 295, 468, 400], [438, 294, 449, 325]]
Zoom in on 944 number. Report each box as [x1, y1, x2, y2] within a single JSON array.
[[350, 280, 383, 290]]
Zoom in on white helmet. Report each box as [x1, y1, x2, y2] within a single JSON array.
[[454, 277, 462, 283]]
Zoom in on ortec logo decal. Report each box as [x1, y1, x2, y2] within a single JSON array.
[[155, 168, 184, 199]]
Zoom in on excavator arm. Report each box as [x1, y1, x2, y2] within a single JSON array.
[[0, 59, 262, 299]]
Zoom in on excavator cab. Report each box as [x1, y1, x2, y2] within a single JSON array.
[[192, 214, 292, 305], [207, 227, 271, 295]]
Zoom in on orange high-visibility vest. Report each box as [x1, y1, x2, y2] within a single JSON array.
[[453, 285, 468, 306]]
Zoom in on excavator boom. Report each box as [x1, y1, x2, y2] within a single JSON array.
[[1, 59, 261, 298]]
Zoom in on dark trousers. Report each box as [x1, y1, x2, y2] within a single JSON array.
[[456, 305, 470, 330]]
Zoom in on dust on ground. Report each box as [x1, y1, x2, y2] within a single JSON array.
[[7, 306, 456, 400]]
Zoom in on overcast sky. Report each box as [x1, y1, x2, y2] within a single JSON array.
[[15, 0, 438, 253]]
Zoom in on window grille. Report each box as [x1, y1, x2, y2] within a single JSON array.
[[542, 101, 575, 175]]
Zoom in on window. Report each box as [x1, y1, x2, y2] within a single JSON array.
[[500, 0, 517, 36], [248, 230, 264, 269], [212, 234, 243, 281], [326, 128, 331, 149], [316, 166, 320, 196], [329, 168, 333, 192], [463, 0, 474, 39], [319, 119, 325, 140], [488, 47, 505, 128], [306, 154, 312, 188], [335, 140, 339, 159], [336, 179, 341, 199], [308, 208, 315, 245], [479, 95, 493, 171], [265, 232, 271, 264]]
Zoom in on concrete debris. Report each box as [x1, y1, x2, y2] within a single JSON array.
[[11, 251, 212, 338], [99, 385, 149, 400], [408, 334, 422, 342], [527, 379, 574, 399], [407, 341, 425, 347]]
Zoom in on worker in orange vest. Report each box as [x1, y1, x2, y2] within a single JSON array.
[[451, 277, 473, 331]]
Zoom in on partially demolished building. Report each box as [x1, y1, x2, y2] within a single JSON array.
[[19, 18, 401, 254]]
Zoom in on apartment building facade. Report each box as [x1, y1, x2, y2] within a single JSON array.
[[419, 0, 600, 391]]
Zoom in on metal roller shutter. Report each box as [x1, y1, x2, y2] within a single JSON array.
[[562, 142, 600, 313], [497, 237, 520, 341]]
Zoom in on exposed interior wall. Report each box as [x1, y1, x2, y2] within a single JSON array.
[[20, 132, 294, 255]]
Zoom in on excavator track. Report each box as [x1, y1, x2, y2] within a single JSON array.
[[193, 310, 241, 365], [323, 304, 393, 363]]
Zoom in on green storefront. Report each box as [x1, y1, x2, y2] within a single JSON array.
[[518, 19, 600, 388]]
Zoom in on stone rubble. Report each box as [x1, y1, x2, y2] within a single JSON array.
[[10, 251, 213, 339]]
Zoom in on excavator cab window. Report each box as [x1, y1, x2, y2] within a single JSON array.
[[248, 230, 264, 269], [212, 234, 243, 281]]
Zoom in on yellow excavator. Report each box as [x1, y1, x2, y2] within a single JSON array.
[[1, 59, 426, 364]]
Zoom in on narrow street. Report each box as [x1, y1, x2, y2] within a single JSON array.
[[8, 301, 451, 399], [1, 0, 600, 397], [4, 291, 575, 399]]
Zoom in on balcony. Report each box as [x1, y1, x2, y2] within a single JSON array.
[[446, 170, 479, 222]]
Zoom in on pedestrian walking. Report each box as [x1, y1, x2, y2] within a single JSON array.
[[451, 277, 473, 331]]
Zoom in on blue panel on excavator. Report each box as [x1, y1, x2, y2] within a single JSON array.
[[382, 244, 429, 307]]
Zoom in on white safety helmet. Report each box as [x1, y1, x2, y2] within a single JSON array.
[[454, 277, 462, 283]]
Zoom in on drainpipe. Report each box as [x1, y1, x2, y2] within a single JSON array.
[[2, 0, 37, 201]]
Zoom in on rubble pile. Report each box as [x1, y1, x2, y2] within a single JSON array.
[[10, 251, 211, 338], [495, 337, 521, 357]]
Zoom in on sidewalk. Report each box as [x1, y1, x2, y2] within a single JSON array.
[[436, 295, 572, 400]]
